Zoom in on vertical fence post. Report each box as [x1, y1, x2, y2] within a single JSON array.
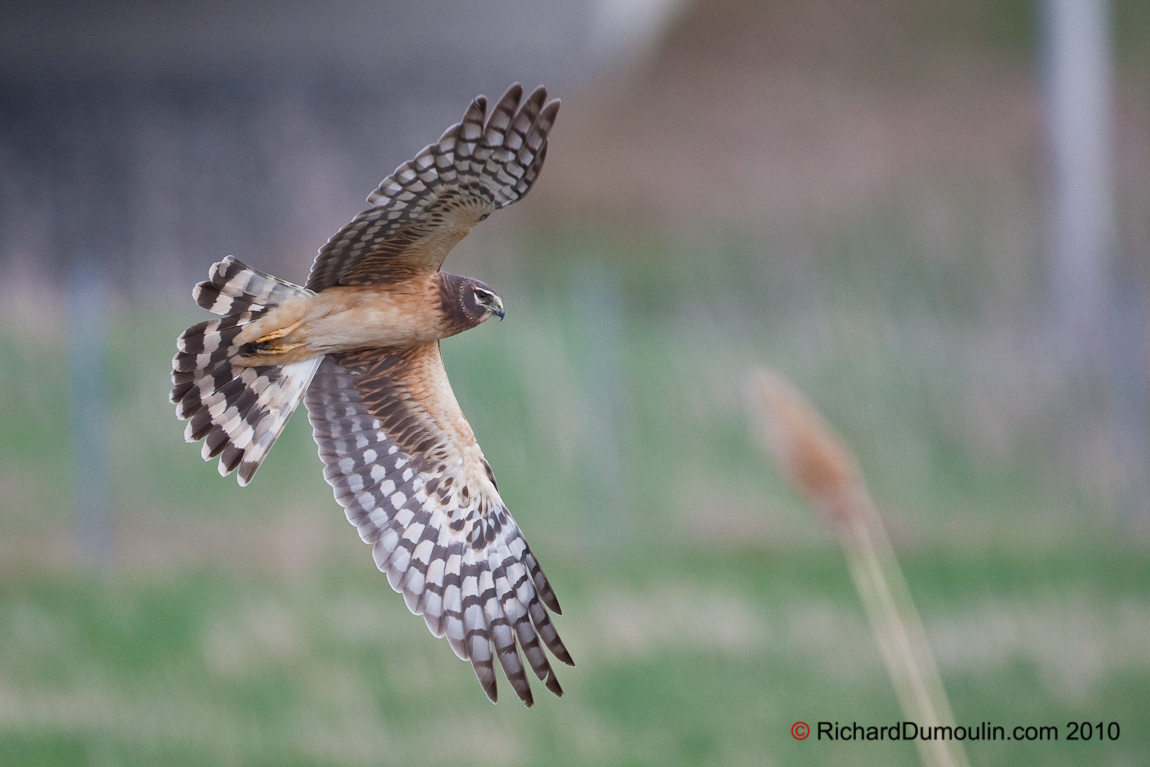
[[1041, 0, 1116, 357], [1041, 0, 1147, 523], [572, 259, 628, 551], [67, 260, 114, 566]]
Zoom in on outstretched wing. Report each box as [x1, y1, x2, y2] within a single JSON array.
[[306, 84, 560, 291], [304, 343, 572, 705]]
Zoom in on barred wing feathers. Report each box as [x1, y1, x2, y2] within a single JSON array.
[[306, 83, 560, 291], [305, 344, 572, 705]]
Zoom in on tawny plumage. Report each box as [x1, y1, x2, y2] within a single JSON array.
[[170, 84, 570, 706]]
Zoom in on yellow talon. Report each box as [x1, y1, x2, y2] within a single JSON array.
[[255, 319, 304, 344], [260, 341, 304, 354]]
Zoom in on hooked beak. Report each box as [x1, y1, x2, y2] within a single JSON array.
[[493, 299, 505, 321]]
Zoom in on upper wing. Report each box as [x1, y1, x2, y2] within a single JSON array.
[[305, 343, 572, 706], [306, 84, 560, 291]]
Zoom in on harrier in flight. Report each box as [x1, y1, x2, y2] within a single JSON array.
[[171, 84, 570, 706]]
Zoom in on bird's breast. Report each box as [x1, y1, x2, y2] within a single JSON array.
[[302, 282, 455, 351], [236, 278, 455, 363]]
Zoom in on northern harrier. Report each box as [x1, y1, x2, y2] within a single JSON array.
[[171, 84, 571, 706]]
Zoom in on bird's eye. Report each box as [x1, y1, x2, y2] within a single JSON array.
[[479, 213, 490, 221], [474, 289, 491, 304]]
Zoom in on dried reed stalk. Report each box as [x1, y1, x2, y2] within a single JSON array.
[[749, 369, 970, 767]]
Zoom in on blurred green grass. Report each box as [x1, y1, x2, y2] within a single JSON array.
[[1, 222, 1147, 766], [1, 550, 1147, 766]]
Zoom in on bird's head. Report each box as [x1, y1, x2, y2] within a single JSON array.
[[470, 282, 506, 322], [442, 274, 505, 330]]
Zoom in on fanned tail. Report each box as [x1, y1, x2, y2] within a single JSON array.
[[170, 256, 320, 485]]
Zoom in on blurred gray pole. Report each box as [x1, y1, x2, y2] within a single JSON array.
[[57, 84, 125, 565], [1042, 0, 1149, 524], [1042, 0, 1115, 359], [573, 260, 628, 550], [67, 261, 114, 564]]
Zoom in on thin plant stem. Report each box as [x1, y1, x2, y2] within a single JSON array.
[[750, 369, 970, 767]]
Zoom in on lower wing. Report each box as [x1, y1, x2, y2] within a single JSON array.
[[304, 342, 572, 705]]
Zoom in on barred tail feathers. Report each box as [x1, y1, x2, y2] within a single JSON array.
[[170, 257, 320, 486], [191, 256, 311, 317]]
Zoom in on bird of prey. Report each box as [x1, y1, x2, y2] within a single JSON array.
[[170, 84, 571, 706]]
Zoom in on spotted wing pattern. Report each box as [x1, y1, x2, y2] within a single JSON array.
[[305, 83, 560, 291], [305, 344, 572, 705]]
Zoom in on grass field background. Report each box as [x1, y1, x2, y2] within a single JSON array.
[[2, 0, 1149, 763], [1, 220, 1147, 766]]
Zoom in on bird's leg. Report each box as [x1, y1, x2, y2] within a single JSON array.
[[251, 319, 305, 353]]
